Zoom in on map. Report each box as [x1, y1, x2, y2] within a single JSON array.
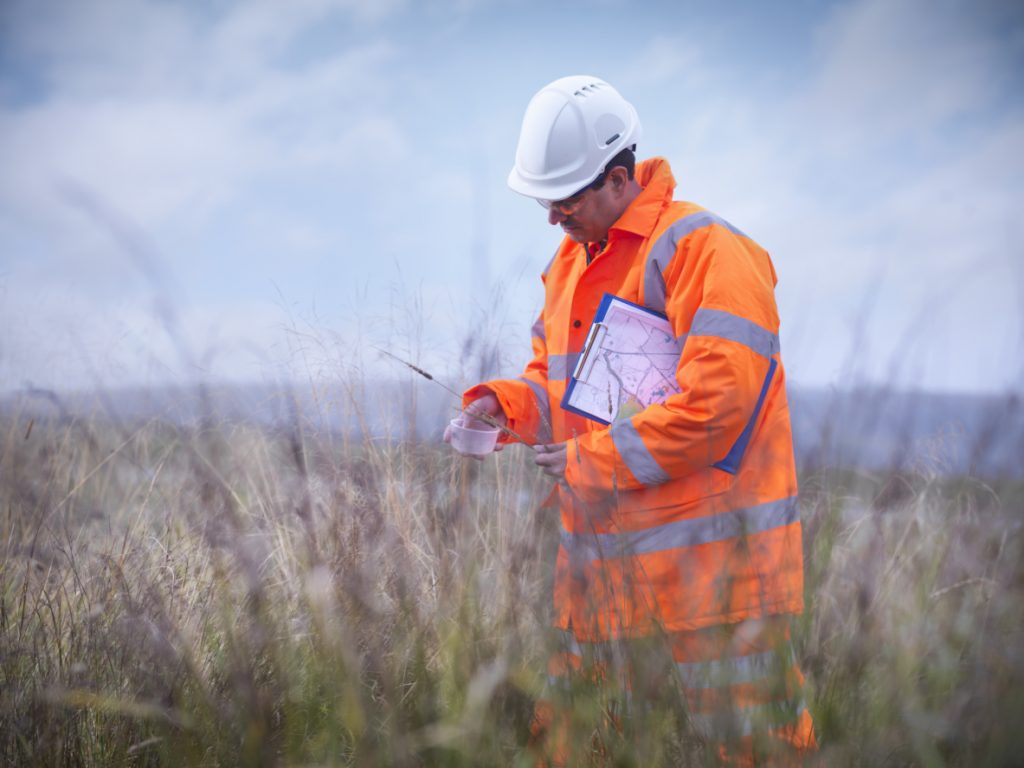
[[561, 296, 682, 424]]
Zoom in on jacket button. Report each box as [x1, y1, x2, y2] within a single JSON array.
[[573, 320, 582, 328]]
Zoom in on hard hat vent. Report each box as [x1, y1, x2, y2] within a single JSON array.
[[573, 82, 604, 98]]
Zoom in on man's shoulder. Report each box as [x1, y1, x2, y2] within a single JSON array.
[[541, 237, 583, 277], [658, 199, 706, 224], [649, 202, 753, 247]]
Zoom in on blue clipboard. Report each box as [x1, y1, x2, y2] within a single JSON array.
[[559, 293, 677, 425]]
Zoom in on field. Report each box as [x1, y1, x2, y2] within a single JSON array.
[[2, 386, 1023, 766]]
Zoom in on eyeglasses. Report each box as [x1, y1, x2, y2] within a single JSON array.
[[537, 171, 607, 215]]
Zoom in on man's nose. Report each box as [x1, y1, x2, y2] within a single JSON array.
[[548, 207, 566, 225]]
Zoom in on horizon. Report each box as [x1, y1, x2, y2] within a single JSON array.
[[4, 376, 1020, 479], [4, 372, 1022, 401]]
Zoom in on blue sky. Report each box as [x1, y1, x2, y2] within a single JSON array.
[[1, 0, 1022, 395]]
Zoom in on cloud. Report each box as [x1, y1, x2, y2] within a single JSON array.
[[0, 273, 299, 389], [0, 0, 408, 96], [616, 36, 707, 92], [805, 0, 1011, 146], [1, 0, 1021, 394], [0, 0, 419, 389], [0, 31, 402, 229], [0, 0, 409, 311], [639, 0, 1024, 392], [0, 0, 198, 99]]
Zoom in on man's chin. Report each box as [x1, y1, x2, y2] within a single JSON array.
[[562, 227, 586, 243]]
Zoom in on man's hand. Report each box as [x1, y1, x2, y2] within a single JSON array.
[[444, 393, 507, 459], [461, 393, 507, 430], [533, 442, 567, 480]]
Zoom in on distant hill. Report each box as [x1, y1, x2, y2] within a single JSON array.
[[787, 386, 1021, 478], [3, 380, 1021, 479]]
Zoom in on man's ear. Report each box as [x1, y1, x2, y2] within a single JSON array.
[[609, 166, 629, 193]]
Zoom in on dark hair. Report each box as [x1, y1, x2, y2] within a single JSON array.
[[605, 146, 636, 180], [591, 147, 636, 191]]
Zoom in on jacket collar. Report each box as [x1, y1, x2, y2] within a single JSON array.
[[608, 157, 676, 239]]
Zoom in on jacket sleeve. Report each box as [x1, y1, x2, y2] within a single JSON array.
[[463, 272, 554, 445], [564, 222, 780, 500]]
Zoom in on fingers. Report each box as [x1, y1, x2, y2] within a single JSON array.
[[463, 394, 507, 429], [463, 398, 493, 418], [532, 443, 565, 457], [532, 443, 567, 479]]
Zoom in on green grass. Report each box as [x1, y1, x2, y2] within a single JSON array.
[[2, 398, 1022, 766]]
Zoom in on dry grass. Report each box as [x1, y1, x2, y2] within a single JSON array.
[[1, 388, 1023, 766]]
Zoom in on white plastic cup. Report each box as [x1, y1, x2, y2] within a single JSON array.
[[448, 416, 500, 456]]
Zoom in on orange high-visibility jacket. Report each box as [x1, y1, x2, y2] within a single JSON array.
[[466, 158, 803, 642]]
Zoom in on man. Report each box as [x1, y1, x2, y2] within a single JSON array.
[[447, 75, 815, 763]]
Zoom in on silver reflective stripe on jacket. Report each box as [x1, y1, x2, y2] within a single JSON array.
[[548, 352, 581, 380], [676, 646, 795, 689], [531, 315, 546, 344], [610, 418, 671, 486], [560, 495, 799, 560], [689, 701, 807, 738], [643, 211, 748, 314], [689, 307, 779, 359], [518, 376, 552, 443]]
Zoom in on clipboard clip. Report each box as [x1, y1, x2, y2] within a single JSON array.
[[572, 322, 607, 383]]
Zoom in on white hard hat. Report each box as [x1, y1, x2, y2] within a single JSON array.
[[507, 75, 641, 202]]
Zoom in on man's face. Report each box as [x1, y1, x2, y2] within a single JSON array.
[[543, 171, 623, 244]]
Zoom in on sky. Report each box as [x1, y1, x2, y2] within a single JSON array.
[[1, 0, 1022, 396]]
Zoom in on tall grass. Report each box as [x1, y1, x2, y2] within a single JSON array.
[[2, 385, 1023, 766]]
